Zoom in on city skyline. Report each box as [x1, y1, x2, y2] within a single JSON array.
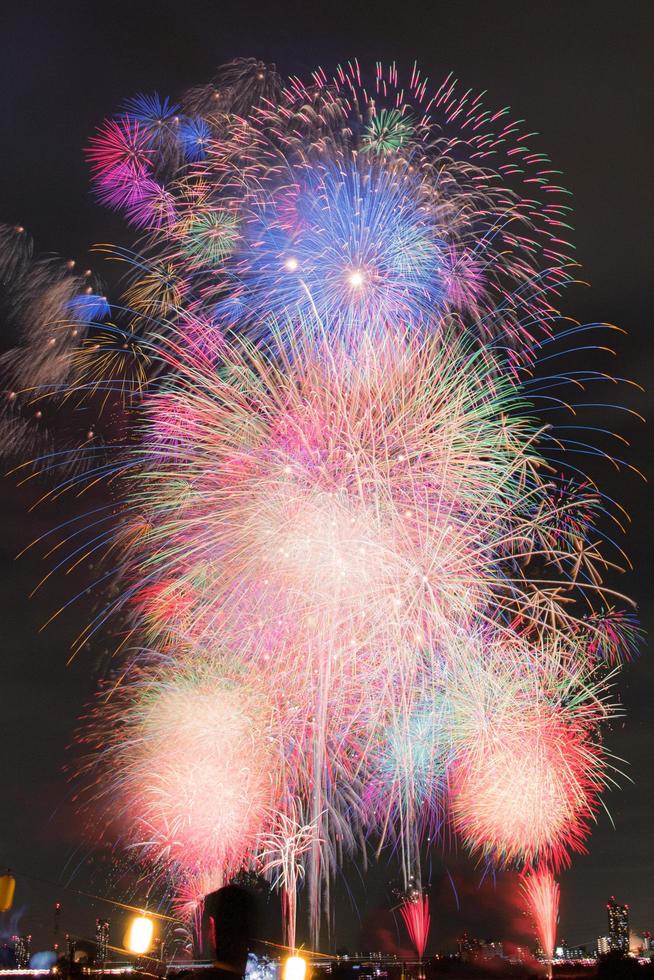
[[1, 888, 651, 964]]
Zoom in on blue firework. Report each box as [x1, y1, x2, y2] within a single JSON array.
[[120, 93, 182, 166], [373, 695, 453, 836], [214, 156, 451, 344], [178, 117, 212, 162], [121, 93, 181, 133]]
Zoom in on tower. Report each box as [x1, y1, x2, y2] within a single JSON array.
[[607, 897, 630, 953], [95, 919, 110, 964], [13, 935, 32, 969]]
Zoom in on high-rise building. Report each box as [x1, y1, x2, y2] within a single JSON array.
[[607, 897, 630, 953], [65, 933, 77, 962], [597, 936, 611, 956], [96, 919, 110, 964], [643, 931, 652, 953], [13, 935, 32, 969]]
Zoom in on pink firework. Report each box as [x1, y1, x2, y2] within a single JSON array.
[[82, 655, 279, 916], [446, 634, 617, 871], [400, 892, 430, 959], [86, 117, 153, 181], [449, 699, 608, 871], [522, 868, 559, 973]]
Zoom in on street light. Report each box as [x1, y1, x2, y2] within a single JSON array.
[[125, 914, 153, 955], [283, 955, 307, 980], [0, 873, 15, 913]]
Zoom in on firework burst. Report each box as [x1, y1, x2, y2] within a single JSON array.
[[4, 58, 640, 948], [82, 654, 278, 915]]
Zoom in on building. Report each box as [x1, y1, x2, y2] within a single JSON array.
[[13, 935, 32, 969], [555, 944, 587, 960], [96, 918, 110, 964], [479, 942, 504, 960], [456, 936, 503, 962], [457, 934, 482, 959], [643, 931, 652, 953], [597, 936, 611, 956], [607, 897, 630, 953], [65, 933, 77, 962], [456, 933, 475, 955]]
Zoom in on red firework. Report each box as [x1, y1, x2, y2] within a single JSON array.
[[400, 893, 430, 959], [86, 117, 153, 180], [522, 868, 559, 975]]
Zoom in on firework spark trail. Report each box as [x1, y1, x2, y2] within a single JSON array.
[[0, 225, 113, 462], [3, 58, 641, 945], [400, 892, 431, 960], [522, 869, 560, 976], [73, 323, 630, 934]]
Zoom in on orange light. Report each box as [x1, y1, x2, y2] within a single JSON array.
[[125, 915, 153, 955], [283, 956, 307, 980], [0, 874, 15, 913]]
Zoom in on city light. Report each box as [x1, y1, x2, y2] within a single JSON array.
[[0, 873, 15, 913], [283, 955, 307, 980], [125, 915, 153, 956]]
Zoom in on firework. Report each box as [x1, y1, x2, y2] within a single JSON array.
[[181, 58, 281, 119], [215, 156, 457, 339], [399, 890, 430, 960], [85, 60, 575, 354], [5, 58, 639, 948], [63, 319, 628, 936], [83, 654, 278, 916], [522, 868, 559, 976], [447, 631, 619, 870], [0, 225, 111, 460]]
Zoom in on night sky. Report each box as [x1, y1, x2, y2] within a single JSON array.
[[1, 0, 652, 958]]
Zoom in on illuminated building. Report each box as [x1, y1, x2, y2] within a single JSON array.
[[597, 936, 611, 956], [643, 931, 652, 953], [13, 935, 31, 969], [65, 934, 76, 962], [96, 918, 110, 964], [607, 897, 630, 953], [479, 941, 504, 960], [556, 944, 587, 960], [456, 936, 503, 962], [456, 934, 481, 959]]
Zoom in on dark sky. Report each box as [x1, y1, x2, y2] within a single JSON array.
[[1, 0, 652, 958]]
